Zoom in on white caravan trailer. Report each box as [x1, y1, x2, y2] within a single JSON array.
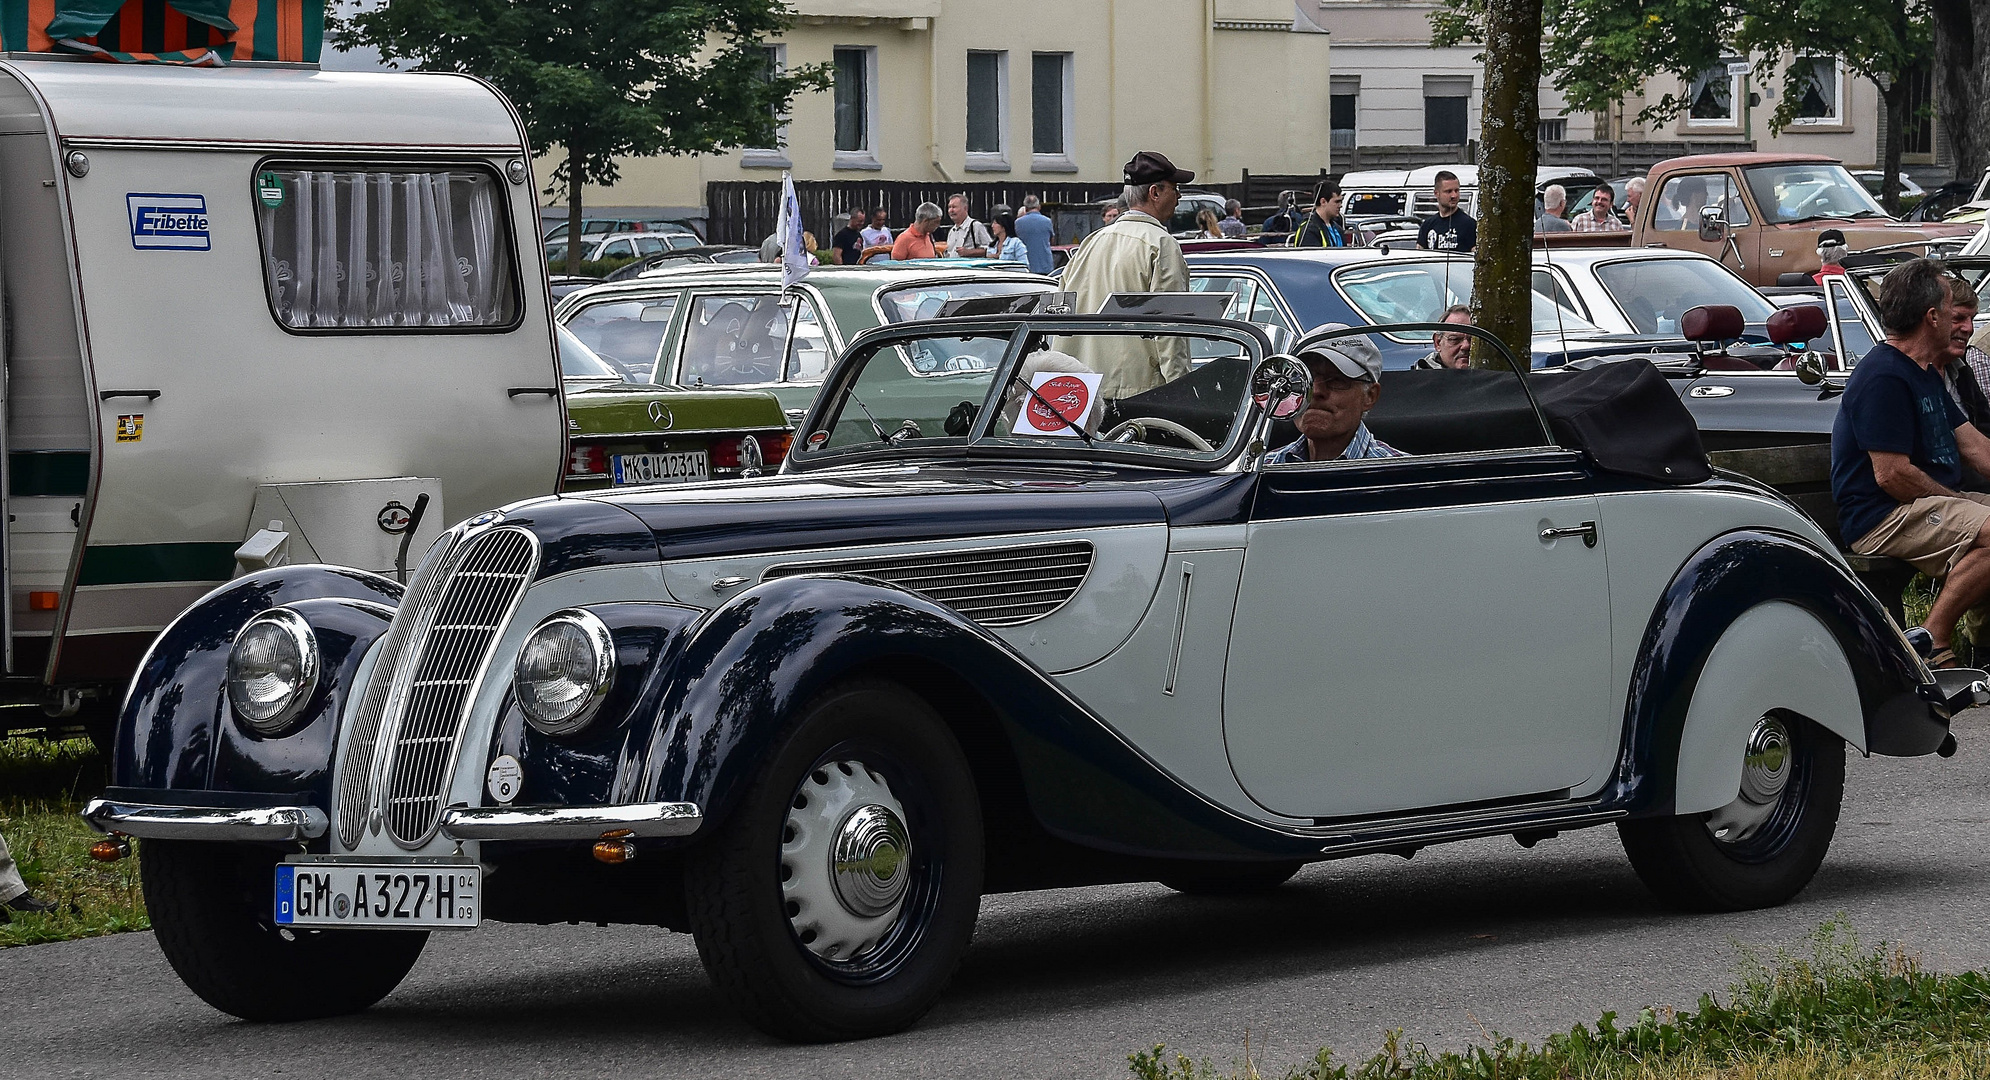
[[0, 57, 564, 735]]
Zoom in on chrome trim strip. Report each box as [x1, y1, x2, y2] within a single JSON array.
[[438, 801, 702, 840], [82, 799, 327, 841]]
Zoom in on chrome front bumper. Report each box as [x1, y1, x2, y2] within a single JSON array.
[[83, 800, 328, 842], [83, 798, 702, 843]]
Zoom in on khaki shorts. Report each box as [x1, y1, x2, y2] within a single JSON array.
[[1851, 492, 1990, 577]]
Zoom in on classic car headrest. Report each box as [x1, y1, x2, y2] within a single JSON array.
[[1766, 304, 1828, 346], [1681, 304, 1745, 342]]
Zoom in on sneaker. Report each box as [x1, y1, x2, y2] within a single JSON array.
[[0, 892, 58, 922]]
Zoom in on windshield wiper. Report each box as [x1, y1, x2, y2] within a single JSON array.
[[1003, 370, 1095, 446]]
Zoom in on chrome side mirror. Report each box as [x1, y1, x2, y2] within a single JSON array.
[[1793, 353, 1825, 386], [1697, 205, 1728, 243], [1251, 355, 1311, 420]]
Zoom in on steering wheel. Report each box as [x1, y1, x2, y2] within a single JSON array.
[[1104, 417, 1215, 452]]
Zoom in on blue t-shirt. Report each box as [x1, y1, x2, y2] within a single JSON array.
[[1014, 211, 1055, 275], [1830, 342, 1967, 544], [1417, 210, 1476, 252]]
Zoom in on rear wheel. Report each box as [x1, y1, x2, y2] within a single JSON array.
[[1618, 713, 1844, 912], [685, 679, 984, 1042], [141, 840, 427, 1021]]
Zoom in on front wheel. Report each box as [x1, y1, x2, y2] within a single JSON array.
[[141, 840, 427, 1020], [685, 679, 985, 1042], [1618, 713, 1844, 912]]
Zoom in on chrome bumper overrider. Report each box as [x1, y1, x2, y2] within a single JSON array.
[[438, 802, 702, 841], [82, 800, 328, 842], [81, 798, 702, 843]]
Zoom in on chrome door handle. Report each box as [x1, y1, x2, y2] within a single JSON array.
[[507, 386, 559, 398], [1540, 521, 1598, 548], [99, 389, 161, 401]]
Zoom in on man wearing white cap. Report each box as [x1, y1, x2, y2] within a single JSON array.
[[1264, 325, 1406, 464]]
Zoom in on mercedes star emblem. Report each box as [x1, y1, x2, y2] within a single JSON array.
[[648, 400, 674, 429]]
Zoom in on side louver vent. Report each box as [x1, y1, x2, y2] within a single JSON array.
[[762, 540, 1093, 627]]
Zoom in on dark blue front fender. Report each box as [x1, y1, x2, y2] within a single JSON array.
[[630, 575, 1324, 861], [112, 566, 400, 812]]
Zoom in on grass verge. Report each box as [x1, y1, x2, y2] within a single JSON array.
[[1130, 920, 1990, 1079], [0, 736, 146, 947]]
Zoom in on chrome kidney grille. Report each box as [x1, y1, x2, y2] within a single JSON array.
[[762, 540, 1093, 627], [334, 525, 537, 850]]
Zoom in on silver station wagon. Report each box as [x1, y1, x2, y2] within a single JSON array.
[[91, 313, 1967, 1042]]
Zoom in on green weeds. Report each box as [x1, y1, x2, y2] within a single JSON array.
[[0, 736, 145, 947], [1130, 920, 1990, 1079]]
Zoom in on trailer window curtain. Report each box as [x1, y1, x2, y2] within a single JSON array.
[[257, 166, 518, 331]]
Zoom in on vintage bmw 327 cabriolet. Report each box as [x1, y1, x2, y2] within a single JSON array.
[[89, 314, 1971, 1042]]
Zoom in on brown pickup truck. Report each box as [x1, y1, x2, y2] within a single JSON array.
[[1542, 152, 1974, 287]]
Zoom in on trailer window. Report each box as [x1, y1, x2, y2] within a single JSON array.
[[256, 166, 519, 331]]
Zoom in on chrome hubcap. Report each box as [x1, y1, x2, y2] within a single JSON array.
[[1706, 716, 1793, 844], [782, 760, 912, 961]]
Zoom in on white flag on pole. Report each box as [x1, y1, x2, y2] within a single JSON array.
[[777, 172, 811, 289]]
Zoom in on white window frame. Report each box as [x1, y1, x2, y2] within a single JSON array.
[[741, 43, 791, 169], [1685, 59, 1744, 129], [1031, 52, 1077, 173], [965, 50, 1010, 172], [1787, 55, 1844, 126], [833, 45, 881, 171]]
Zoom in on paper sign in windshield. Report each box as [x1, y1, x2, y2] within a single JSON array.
[[127, 193, 210, 251], [1021, 371, 1101, 437]]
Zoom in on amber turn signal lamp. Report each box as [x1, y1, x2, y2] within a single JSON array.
[[592, 839, 637, 864], [89, 836, 131, 862], [28, 592, 58, 611]]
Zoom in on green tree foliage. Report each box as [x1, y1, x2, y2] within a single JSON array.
[[1434, 0, 1932, 212], [333, 0, 829, 272]]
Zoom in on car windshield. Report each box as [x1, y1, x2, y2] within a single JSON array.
[[800, 325, 1258, 465], [1591, 257, 1778, 335], [563, 296, 677, 382], [1743, 164, 1888, 224], [557, 325, 626, 380], [1335, 262, 1602, 337], [876, 280, 1057, 323]]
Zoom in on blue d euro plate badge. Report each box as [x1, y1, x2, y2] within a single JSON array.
[[127, 193, 210, 251]]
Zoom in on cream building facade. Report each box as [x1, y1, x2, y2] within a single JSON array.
[[561, 0, 1335, 221]]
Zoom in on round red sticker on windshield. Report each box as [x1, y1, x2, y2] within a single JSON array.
[[1027, 375, 1091, 430]]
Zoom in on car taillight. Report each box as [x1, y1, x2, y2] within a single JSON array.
[[709, 437, 741, 470], [757, 433, 792, 466], [566, 444, 608, 476]]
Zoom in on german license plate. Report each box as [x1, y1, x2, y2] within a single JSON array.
[[613, 451, 708, 486], [275, 861, 479, 930]]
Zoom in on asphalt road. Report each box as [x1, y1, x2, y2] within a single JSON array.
[[9, 709, 1990, 1080]]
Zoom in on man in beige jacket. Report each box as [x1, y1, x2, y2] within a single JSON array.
[[1058, 151, 1194, 397]]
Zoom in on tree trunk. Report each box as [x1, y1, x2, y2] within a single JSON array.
[[564, 141, 584, 276], [1880, 81, 1906, 215], [1469, 0, 1543, 371], [1931, 0, 1990, 181]]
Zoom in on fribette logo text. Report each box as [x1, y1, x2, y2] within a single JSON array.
[[127, 193, 211, 251]]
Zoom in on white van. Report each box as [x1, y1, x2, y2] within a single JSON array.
[[0, 58, 563, 735]]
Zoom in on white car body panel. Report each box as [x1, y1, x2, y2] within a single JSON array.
[[1222, 484, 1615, 819], [1674, 600, 1865, 815]]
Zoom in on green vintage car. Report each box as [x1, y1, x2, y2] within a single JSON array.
[[557, 326, 790, 492], [555, 264, 1058, 419]]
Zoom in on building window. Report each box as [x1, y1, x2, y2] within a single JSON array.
[[1902, 63, 1934, 159], [1032, 52, 1075, 171], [1790, 56, 1841, 124], [1537, 117, 1567, 142], [966, 50, 1009, 171], [1687, 59, 1742, 126], [834, 46, 879, 169], [1423, 75, 1470, 145], [1330, 75, 1358, 149], [742, 44, 790, 169]]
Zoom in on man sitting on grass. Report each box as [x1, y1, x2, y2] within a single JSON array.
[[1831, 259, 1990, 668]]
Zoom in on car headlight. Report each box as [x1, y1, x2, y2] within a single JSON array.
[[226, 608, 319, 734], [514, 608, 616, 736]]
